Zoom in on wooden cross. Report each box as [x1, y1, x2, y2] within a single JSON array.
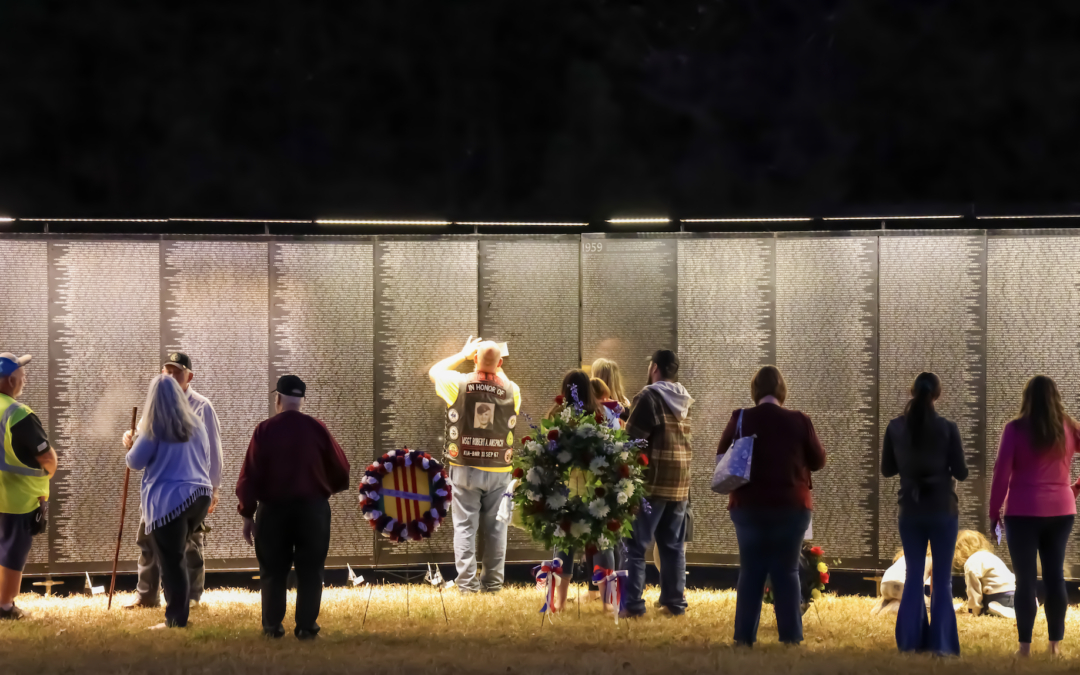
[[32, 577, 63, 597]]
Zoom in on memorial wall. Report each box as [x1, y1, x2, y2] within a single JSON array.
[[2, 229, 1079, 574]]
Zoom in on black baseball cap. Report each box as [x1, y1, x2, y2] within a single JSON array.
[[274, 374, 306, 397], [648, 349, 680, 375], [163, 352, 193, 372]]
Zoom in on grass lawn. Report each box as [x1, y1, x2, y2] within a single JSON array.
[[0, 585, 1075, 674]]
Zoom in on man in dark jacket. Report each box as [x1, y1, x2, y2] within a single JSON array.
[[236, 375, 350, 640]]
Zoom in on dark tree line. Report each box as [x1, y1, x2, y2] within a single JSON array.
[[1, 1, 1079, 220]]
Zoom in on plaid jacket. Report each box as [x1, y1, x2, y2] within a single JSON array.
[[626, 387, 692, 501]]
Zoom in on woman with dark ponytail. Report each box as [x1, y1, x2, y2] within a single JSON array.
[[989, 375, 1080, 658], [881, 372, 969, 656]]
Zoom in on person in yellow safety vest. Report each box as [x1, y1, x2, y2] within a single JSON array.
[[0, 353, 58, 620]]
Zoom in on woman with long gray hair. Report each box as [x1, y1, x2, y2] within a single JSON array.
[[125, 374, 212, 629]]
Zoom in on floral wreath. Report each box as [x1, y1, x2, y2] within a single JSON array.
[[764, 544, 831, 608], [512, 385, 648, 555], [358, 448, 451, 542]]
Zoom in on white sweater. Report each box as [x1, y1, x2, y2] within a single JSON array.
[[881, 555, 932, 600], [964, 550, 1015, 615]]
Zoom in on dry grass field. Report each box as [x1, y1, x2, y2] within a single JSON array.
[[0, 584, 1077, 674]]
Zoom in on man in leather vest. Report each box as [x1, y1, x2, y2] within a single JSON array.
[[0, 353, 58, 620], [429, 338, 520, 593]]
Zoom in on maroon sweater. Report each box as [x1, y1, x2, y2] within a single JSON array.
[[236, 410, 351, 518], [716, 402, 826, 510]]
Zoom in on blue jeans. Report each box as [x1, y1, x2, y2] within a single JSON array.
[[730, 508, 811, 645], [449, 466, 512, 593], [621, 497, 687, 615], [896, 512, 959, 655]]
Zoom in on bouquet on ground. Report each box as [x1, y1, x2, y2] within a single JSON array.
[[764, 543, 833, 613], [512, 385, 648, 555]]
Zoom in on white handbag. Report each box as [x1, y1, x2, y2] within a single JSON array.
[[711, 409, 754, 495]]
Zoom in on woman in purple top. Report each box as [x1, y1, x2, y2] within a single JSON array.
[[989, 375, 1080, 657]]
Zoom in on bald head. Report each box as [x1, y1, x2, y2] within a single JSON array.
[[475, 341, 502, 374]]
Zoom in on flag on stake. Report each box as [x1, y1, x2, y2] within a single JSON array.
[[425, 562, 443, 586]]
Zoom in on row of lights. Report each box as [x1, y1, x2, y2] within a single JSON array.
[[4, 215, 1080, 225]]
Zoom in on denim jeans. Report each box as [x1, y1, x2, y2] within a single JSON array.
[[730, 508, 811, 645], [1005, 515, 1074, 643], [621, 497, 687, 615], [449, 466, 512, 593], [896, 512, 959, 655]]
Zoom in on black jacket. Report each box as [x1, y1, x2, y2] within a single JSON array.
[[881, 413, 969, 515]]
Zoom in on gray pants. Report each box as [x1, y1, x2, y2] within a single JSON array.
[[449, 466, 511, 593], [135, 519, 207, 604]]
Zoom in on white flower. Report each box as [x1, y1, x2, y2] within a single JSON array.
[[589, 456, 608, 474], [554, 525, 566, 537], [546, 493, 568, 510], [570, 521, 591, 538], [615, 442, 625, 453], [559, 407, 574, 423], [616, 492, 629, 504], [578, 425, 598, 438], [619, 452, 629, 462], [527, 490, 542, 502], [526, 467, 544, 484], [527, 441, 544, 454], [557, 451, 572, 464], [616, 479, 633, 495], [588, 497, 610, 519], [598, 535, 612, 550]]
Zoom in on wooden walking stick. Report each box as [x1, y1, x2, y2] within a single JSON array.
[[107, 406, 137, 609]]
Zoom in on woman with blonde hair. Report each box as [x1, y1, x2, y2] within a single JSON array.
[[952, 529, 1015, 619], [989, 375, 1080, 657], [591, 358, 630, 420], [125, 374, 212, 629]]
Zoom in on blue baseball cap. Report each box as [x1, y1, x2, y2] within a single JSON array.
[[0, 353, 31, 377]]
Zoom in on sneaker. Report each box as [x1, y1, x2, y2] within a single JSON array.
[[124, 597, 161, 610], [0, 604, 29, 620], [987, 601, 1016, 620], [263, 624, 286, 639]]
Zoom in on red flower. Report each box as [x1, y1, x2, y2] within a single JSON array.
[[819, 572, 830, 584], [555, 394, 565, 405], [809, 546, 823, 557], [618, 465, 631, 479], [595, 487, 606, 497], [547, 429, 560, 441], [512, 468, 524, 479], [595, 412, 604, 424], [607, 519, 622, 532], [638, 453, 649, 466], [522, 436, 532, 445]]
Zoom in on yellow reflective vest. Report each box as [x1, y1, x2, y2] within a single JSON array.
[[0, 393, 49, 515]]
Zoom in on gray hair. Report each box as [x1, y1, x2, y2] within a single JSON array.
[[139, 374, 199, 443]]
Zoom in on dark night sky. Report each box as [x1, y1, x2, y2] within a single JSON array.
[[2, 1, 1079, 220]]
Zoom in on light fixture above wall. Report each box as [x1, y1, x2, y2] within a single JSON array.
[[681, 217, 813, 223], [315, 219, 451, 225], [606, 217, 671, 224]]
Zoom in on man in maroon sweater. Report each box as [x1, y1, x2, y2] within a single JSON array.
[[236, 375, 350, 640]]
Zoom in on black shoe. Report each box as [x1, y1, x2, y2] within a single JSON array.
[[296, 624, 321, 640], [0, 604, 29, 620], [263, 624, 286, 639]]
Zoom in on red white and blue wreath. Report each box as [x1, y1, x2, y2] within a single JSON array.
[[358, 448, 451, 542]]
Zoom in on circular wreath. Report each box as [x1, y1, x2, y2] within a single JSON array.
[[358, 448, 450, 542], [764, 543, 831, 612], [512, 388, 648, 555]]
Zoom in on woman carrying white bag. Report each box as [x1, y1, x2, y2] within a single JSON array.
[[715, 365, 827, 647]]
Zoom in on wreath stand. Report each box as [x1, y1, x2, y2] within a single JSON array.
[[359, 448, 452, 629]]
